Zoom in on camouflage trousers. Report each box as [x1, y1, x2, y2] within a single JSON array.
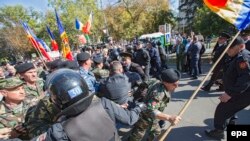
[[128, 119, 161, 141]]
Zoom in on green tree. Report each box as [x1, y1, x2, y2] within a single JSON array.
[[192, 6, 236, 37], [104, 0, 175, 40], [0, 5, 42, 60]]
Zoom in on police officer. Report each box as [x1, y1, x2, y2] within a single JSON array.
[[15, 63, 44, 107], [32, 69, 146, 141], [134, 41, 150, 79], [77, 52, 98, 93], [129, 69, 182, 141], [205, 37, 250, 139], [202, 32, 231, 91], [241, 29, 250, 51], [147, 42, 162, 78]]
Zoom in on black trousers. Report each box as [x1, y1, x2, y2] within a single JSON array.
[[214, 93, 250, 130], [204, 63, 223, 89]]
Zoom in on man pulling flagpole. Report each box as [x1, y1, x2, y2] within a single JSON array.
[[159, 0, 250, 140]]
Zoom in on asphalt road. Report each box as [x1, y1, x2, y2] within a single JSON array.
[[162, 63, 250, 141]]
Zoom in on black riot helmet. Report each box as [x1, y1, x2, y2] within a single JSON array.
[[47, 69, 93, 117]]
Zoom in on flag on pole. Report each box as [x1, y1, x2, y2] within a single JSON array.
[[36, 38, 51, 52], [21, 21, 52, 61], [83, 11, 93, 34], [46, 25, 59, 51], [75, 18, 84, 31], [55, 9, 73, 60], [204, 0, 250, 30]]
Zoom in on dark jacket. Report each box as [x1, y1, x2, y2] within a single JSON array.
[[223, 49, 250, 97], [127, 62, 147, 81], [134, 48, 150, 67], [32, 97, 142, 141]]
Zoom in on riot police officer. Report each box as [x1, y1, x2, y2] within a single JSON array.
[[32, 69, 146, 141]]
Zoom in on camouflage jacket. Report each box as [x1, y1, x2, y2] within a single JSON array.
[[0, 101, 28, 129], [92, 68, 110, 81], [23, 79, 44, 107], [24, 96, 60, 138], [139, 78, 170, 123]]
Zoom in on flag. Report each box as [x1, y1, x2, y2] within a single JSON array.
[[75, 18, 84, 31], [46, 25, 59, 51], [21, 21, 52, 61], [85, 34, 90, 43], [78, 34, 87, 44], [36, 38, 51, 52], [55, 9, 73, 60], [204, 0, 250, 30], [83, 11, 93, 34]]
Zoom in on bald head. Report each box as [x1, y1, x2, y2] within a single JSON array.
[[110, 61, 123, 74]]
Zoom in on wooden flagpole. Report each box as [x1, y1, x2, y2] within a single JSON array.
[[158, 30, 241, 141]]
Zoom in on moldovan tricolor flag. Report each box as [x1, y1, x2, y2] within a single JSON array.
[[55, 9, 74, 61], [204, 0, 250, 30], [21, 21, 52, 61]]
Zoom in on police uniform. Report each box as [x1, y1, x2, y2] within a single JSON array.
[[202, 33, 231, 91], [0, 77, 29, 139], [205, 37, 250, 139], [241, 30, 250, 51], [147, 45, 162, 78], [134, 42, 151, 79], [31, 69, 145, 141], [77, 52, 98, 93]]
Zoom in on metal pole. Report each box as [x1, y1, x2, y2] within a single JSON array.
[[158, 30, 241, 141]]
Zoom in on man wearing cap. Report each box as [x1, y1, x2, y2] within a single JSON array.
[[134, 41, 151, 79], [205, 37, 250, 140], [77, 52, 98, 93], [241, 29, 250, 51], [15, 63, 44, 107], [0, 77, 28, 139], [129, 69, 182, 141], [92, 56, 109, 81], [147, 42, 162, 78], [121, 52, 148, 81], [202, 32, 231, 91]]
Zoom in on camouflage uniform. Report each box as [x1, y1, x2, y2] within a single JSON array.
[[23, 78, 44, 107], [24, 95, 100, 138], [92, 68, 109, 81], [0, 102, 27, 129], [129, 79, 170, 141], [0, 77, 29, 139], [24, 96, 60, 138]]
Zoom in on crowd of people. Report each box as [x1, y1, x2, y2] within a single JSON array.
[[0, 30, 249, 141]]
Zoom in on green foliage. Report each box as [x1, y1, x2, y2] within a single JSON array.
[[192, 6, 237, 37]]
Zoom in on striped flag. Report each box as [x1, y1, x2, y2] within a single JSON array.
[[46, 25, 59, 51], [204, 0, 250, 30], [55, 9, 73, 60], [21, 21, 52, 61]]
